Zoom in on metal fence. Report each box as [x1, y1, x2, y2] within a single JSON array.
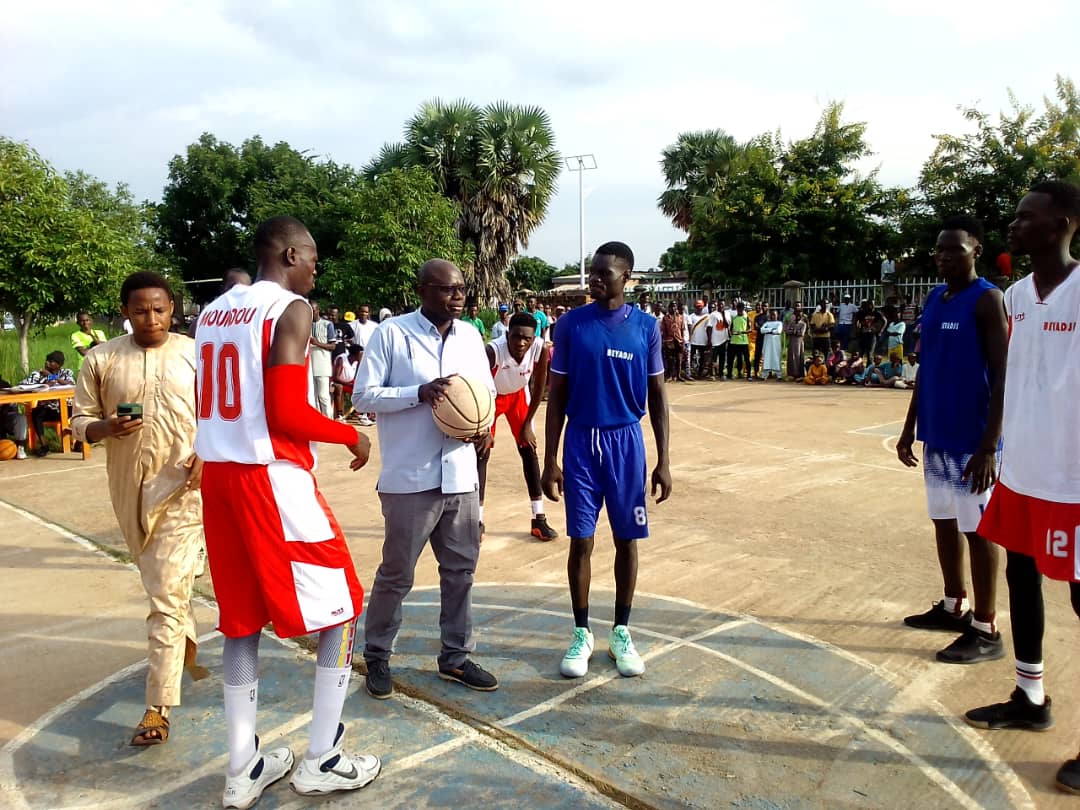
[[641, 277, 942, 309]]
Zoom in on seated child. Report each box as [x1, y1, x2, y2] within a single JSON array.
[[894, 353, 918, 389], [867, 354, 900, 387], [804, 353, 830, 385], [838, 351, 864, 384], [826, 341, 846, 380]]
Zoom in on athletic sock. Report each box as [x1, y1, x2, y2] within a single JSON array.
[[972, 614, 996, 634], [943, 592, 968, 615], [531, 499, 544, 517], [308, 666, 351, 759], [479, 505, 485, 521], [1015, 659, 1045, 705], [614, 603, 632, 627], [573, 606, 589, 630], [224, 681, 258, 775]]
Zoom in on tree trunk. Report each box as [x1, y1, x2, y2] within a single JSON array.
[[17, 311, 33, 374]]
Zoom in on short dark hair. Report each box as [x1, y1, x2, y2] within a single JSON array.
[[46, 350, 65, 365], [509, 312, 536, 331], [76, 311, 90, 319], [594, 241, 634, 270], [1030, 180, 1080, 218], [941, 214, 985, 244], [120, 271, 173, 307], [254, 215, 310, 261]]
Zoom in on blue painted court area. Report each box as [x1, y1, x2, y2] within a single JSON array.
[[1, 585, 1027, 809]]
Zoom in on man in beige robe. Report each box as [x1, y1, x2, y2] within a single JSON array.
[[71, 271, 205, 746]]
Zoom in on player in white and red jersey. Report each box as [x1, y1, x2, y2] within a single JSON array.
[[962, 181, 1080, 794], [476, 311, 557, 541], [195, 216, 381, 807]]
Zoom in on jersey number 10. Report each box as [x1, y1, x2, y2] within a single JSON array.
[[198, 343, 242, 420]]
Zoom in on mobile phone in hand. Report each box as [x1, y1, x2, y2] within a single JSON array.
[[117, 403, 143, 418]]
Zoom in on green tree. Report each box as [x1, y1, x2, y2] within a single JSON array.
[[658, 129, 746, 231], [317, 167, 467, 311], [912, 75, 1080, 273], [0, 139, 141, 371], [365, 99, 561, 304], [508, 255, 558, 293], [155, 134, 362, 301]]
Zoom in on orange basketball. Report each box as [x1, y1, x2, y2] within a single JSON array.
[[431, 376, 495, 440], [0, 439, 17, 461]]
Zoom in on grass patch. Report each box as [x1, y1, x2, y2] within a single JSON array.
[[0, 320, 120, 383]]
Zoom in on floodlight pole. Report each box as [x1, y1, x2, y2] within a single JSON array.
[[565, 154, 597, 290]]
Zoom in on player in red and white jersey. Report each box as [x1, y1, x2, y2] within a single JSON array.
[[195, 216, 381, 806], [476, 311, 557, 541], [964, 181, 1080, 794]]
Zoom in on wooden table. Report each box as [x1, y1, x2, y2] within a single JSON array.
[[0, 386, 90, 459]]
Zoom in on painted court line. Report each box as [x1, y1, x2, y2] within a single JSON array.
[[0, 463, 106, 481]]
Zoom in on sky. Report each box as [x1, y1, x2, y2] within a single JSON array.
[[2, 0, 1077, 272]]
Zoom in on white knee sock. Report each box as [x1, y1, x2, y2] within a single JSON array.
[[531, 499, 544, 517], [308, 666, 351, 759], [1015, 659, 1045, 705], [224, 681, 258, 775]]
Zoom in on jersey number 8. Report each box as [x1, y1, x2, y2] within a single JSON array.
[[198, 343, 242, 421], [633, 506, 648, 527]]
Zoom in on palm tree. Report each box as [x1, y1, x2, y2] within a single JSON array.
[[365, 99, 560, 304], [658, 130, 746, 231]]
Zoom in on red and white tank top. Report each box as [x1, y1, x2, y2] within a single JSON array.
[[490, 335, 544, 396], [194, 280, 316, 469], [1000, 269, 1080, 502]]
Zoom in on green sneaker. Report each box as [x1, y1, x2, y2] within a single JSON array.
[[559, 627, 594, 678], [608, 625, 644, 677]]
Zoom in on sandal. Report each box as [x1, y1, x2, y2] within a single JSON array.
[[131, 708, 170, 746]]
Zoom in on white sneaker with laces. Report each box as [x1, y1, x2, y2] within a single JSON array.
[[15, 446, 27, 460], [608, 625, 645, 677], [222, 738, 294, 809], [559, 627, 594, 678], [289, 724, 381, 796]]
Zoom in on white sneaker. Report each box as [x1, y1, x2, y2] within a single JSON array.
[[289, 724, 381, 796], [222, 738, 294, 809], [357, 416, 374, 426], [15, 446, 26, 460], [608, 625, 645, 677], [559, 627, 594, 678]]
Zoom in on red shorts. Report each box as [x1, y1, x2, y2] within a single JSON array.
[[201, 461, 364, 638], [490, 389, 530, 447], [979, 482, 1080, 582]]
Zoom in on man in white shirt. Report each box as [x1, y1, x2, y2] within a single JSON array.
[[706, 299, 730, 379], [350, 304, 377, 348], [309, 302, 336, 418], [353, 259, 499, 699], [688, 300, 711, 378], [836, 294, 857, 350]]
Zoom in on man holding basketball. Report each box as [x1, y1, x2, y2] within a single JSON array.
[[543, 242, 672, 678], [477, 311, 558, 541], [353, 259, 498, 699]]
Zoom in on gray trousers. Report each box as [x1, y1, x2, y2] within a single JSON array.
[[364, 488, 480, 669]]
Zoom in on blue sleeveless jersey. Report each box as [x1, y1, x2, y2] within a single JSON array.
[[550, 303, 663, 428], [916, 278, 996, 454]]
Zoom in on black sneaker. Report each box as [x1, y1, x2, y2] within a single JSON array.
[[903, 601, 972, 632], [936, 626, 1006, 664], [438, 659, 498, 692], [965, 688, 1053, 731], [1056, 756, 1080, 794], [365, 660, 393, 699], [530, 516, 558, 542]]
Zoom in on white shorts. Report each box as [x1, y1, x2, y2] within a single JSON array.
[[923, 445, 996, 533]]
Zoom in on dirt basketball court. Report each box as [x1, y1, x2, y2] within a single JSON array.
[[2, 380, 1079, 808]]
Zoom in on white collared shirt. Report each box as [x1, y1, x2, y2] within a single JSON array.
[[352, 309, 495, 494]]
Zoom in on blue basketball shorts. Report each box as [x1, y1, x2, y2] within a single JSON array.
[[563, 421, 649, 540]]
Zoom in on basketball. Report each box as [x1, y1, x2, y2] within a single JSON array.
[[0, 439, 17, 461], [431, 376, 494, 440]]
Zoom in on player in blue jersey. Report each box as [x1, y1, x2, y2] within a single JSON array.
[[896, 215, 1009, 664], [542, 242, 672, 679]]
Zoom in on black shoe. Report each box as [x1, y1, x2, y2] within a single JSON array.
[[531, 516, 558, 542], [33, 445, 48, 457], [936, 626, 1006, 664], [438, 659, 498, 692], [479, 521, 485, 542], [965, 688, 1053, 731], [365, 660, 393, 699], [1056, 756, 1080, 794], [903, 601, 971, 632]]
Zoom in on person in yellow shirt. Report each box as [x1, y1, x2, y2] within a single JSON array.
[[70, 312, 108, 372], [804, 353, 830, 385]]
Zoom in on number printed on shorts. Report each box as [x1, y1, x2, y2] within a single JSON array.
[[633, 506, 648, 527], [198, 342, 242, 421], [1045, 528, 1071, 559]]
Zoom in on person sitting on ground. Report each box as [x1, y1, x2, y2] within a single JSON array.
[[826, 341, 846, 380], [804, 353, 830, 385], [866, 354, 900, 387], [0, 375, 29, 459], [19, 350, 75, 455], [896, 352, 918, 390], [850, 352, 875, 385]]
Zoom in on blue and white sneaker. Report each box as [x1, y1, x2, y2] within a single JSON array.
[[559, 627, 594, 678], [608, 625, 645, 677]]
